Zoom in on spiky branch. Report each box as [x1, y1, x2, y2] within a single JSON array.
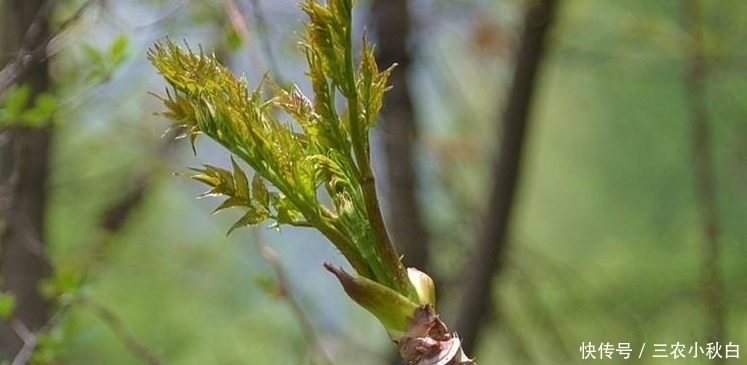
[[148, 1, 477, 364]]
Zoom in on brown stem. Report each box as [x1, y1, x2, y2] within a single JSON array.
[[342, 5, 414, 299], [0, 0, 54, 359], [453, 0, 560, 355], [10, 307, 69, 365], [83, 298, 166, 365], [681, 0, 725, 360], [0, 0, 100, 95]]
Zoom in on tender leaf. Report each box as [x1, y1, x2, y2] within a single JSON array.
[[82, 43, 105, 65], [21, 92, 58, 126], [252, 174, 270, 209], [188, 165, 230, 195], [109, 34, 130, 65], [231, 157, 250, 199], [357, 41, 394, 131], [228, 206, 270, 234], [212, 196, 249, 214], [273, 194, 305, 225], [0, 292, 16, 319], [1, 83, 31, 119]]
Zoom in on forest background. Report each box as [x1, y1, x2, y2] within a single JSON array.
[[1, 0, 745, 364]]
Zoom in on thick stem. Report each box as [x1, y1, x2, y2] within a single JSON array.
[[0, 0, 54, 359], [316, 216, 375, 279], [341, 0, 415, 299], [453, 0, 560, 355]]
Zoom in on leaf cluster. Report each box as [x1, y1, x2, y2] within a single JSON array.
[[80, 34, 130, 82], [148, 0, 415, 300], [0, 83, 57, 128]]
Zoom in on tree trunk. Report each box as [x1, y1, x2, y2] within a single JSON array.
[[453, 0, 560, 355], [0, 0, 54, 359], [371, 0, 430, 272], [681, 1, 725, 362]]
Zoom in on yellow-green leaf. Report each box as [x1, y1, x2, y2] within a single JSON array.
[[252, 174, 270, 209], [231, 157, 250, 199]]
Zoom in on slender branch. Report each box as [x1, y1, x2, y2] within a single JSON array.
[[453, 0, 560, 355], [9, 136, 174, 364], [371, 0, 431, 273], [681, 0, 725, 360], [0, 0, 101, 95], [10, 321, 35, 365], [256, 242, 334, 365], [82, 298, 166, 365], [221, 0, 251, 44], [341, 1, 413, 298], [150, 2, 475, 363], [1, 0, 56, 358], [10, 308, 69, 365]]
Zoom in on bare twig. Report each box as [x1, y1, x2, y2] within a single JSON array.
[[4, 112, 175, 365], [681, 0, 725, 360], [10, 321, 35, 365], [11, 307, 70, 365], [221, 0, 252, 45], [82, 298, 166, 365], [0, 0, 101, 95], [371, 0, 431, 274], [1, 0, 56, 357]]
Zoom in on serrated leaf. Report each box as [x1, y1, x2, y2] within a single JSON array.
[[202, 164, 235, 192], [252, 174, 270, 209], [187, 169, 221, 188], [274, 194, 304, 225], [227, 206, 269, 234], [231, 157, 250, 199], [357, 41, 393, 131], [212, 196, 249, 214]]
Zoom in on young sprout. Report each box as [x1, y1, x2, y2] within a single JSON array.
[[149, 1, 475, 364]]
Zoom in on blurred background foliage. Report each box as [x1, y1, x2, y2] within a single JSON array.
[[1, 0, 746, 364]]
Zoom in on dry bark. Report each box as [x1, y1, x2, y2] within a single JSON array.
[[0, 0, 55, 359]]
